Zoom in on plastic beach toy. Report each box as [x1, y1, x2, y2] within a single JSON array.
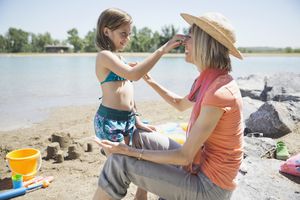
[[276, 141, 290, 161], [11, 174, 23, 189], [157, 122, 186, 144], [6, 148, 41, 181], [279, 153, 300, 177], [0, 176, 54, 200]]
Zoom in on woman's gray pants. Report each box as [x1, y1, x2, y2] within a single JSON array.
[[98, 131, 233, 200]]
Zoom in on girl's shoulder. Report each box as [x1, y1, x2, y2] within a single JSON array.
[[96, 50, 120, 64], [97, 50, 114, 59]]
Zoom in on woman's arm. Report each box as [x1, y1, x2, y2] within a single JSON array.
[[94, 105, 224, 166], [96, 35, 185, 81], [143, 73, 194, 112]]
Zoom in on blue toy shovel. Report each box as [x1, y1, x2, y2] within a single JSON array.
[[0, 181, 46, 200]]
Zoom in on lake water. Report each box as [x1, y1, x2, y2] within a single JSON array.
[[0, 54, 300, 131]]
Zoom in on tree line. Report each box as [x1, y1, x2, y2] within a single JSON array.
[[0, 27, 299, 53], [0, 25, 187, 53]]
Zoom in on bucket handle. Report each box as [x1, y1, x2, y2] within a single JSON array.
[[6, 153, 42, 177]]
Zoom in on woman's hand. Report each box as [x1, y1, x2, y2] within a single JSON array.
[[93, 137, 128, 155], [143, 73, 154, 83], [160, 34, 186, 54], [128, 62, 138, 67]]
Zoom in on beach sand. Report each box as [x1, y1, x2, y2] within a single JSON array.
[[0, 101, 299, 199], [0, 101, 191, 200]]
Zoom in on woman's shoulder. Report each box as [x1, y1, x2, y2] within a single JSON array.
[[205, 75, 241, 102]]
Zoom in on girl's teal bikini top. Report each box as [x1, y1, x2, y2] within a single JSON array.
[[100, 71, 126, 84]]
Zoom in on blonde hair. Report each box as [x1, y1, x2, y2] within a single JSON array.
[[191, 24, 232, 71], [96, 8, 132, 52]]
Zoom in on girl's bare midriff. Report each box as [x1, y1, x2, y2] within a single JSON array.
[[101, 80, 134, 111]]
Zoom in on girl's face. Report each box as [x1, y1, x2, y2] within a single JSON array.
[[105, 23, 132, 51], [183, 33, 193, 64]]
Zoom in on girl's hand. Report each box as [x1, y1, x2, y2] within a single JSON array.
[[160, 34, 186, 54], [136, 122, 157, 132], [93, 137, 128, 155]]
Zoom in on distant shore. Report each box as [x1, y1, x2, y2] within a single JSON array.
[[1, 52, 300, 57]]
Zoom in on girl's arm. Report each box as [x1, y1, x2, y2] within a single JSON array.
[[143, 73, 194, 112], [96, 35, 186, 81], [133, 102, 156, 132], [94, 105, 224, 166]]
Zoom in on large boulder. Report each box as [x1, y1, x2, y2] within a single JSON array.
[[243, 137, 276, 158], [260, 73, 300, 102], [245, 101, 295, 138], [237, 73, 300, 102], [237, 74, 265, 100], [242, 97, 264, 121], [232, 157, 300, 200]]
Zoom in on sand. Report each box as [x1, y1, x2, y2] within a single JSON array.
[[0, 101, 191, 200], [0, 101, 299, 199]]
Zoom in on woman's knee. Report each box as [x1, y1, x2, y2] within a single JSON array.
[[132, 129, 143, 149]]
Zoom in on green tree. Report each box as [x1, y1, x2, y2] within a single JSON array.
[[159, 25, 179, 53], [67, 28, 83, 52], [31, 32, 53, 52], [137, 27, 153, 52], [160, 25, 178, 45], [6, 27, 30, 52], [125, 26, 139, 52], [284, 47, 292, 53], [84, 29, 97, 52], [0, 34, 8, 52]]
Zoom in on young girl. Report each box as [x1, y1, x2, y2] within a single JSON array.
[[94, 9, 181, 199], [94, 8, 180, 147]]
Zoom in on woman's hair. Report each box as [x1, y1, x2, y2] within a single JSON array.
[[96, 8, 132, 52], [191, 24, 232, 72]]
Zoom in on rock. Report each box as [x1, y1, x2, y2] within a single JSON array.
[[261, 73, 300, 102], [237, 74, 265, 100], [246, 101, 295, 138], [244, 137, 276, 158], [232, 157, 300, 200], [242, 97, 264, 121], [237, 73, 300, 102]]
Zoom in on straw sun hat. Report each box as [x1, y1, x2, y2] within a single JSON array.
[[180, 12, 243, 60]]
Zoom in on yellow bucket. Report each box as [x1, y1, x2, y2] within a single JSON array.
[[6, 148, 41, 181]]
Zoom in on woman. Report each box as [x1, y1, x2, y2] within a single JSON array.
[[93, 12, 244, 200]]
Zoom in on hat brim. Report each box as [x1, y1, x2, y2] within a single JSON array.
[[180, 13, 243, 60]]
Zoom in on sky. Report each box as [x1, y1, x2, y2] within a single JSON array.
[[0, 0, 300, 48]]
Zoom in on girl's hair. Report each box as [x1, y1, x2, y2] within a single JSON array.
[[191, 24, 232, 72], [96, 8, 132, 52]]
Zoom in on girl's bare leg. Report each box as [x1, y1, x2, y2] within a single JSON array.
[[134, 187, 148, 200], [93, 187, 113, 200]]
